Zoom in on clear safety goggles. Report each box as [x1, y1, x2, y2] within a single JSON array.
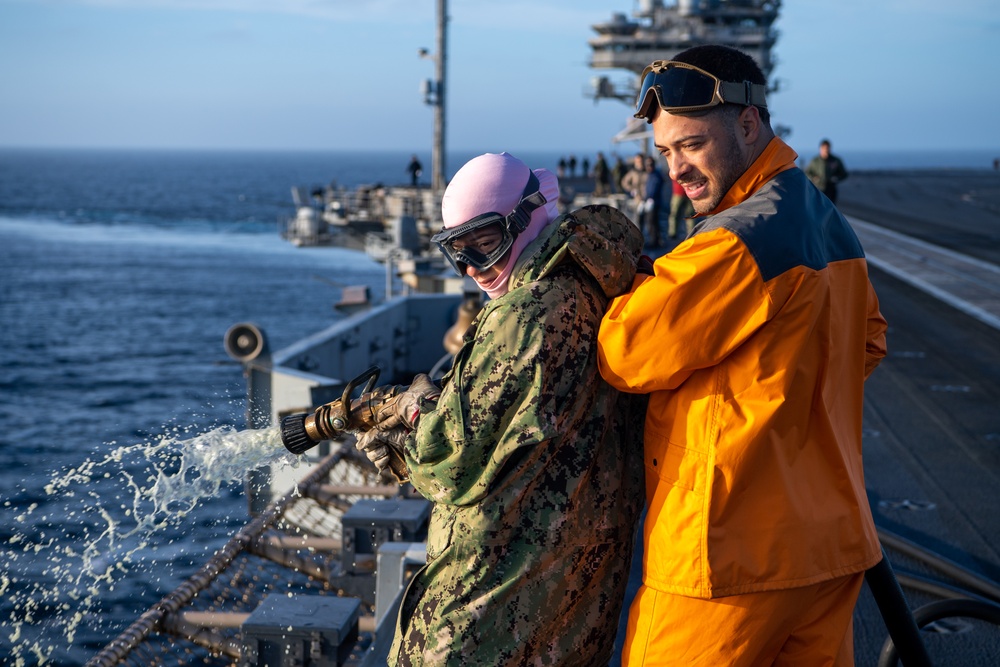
[[634, 60, 767, 120], [432, 172, 547, 275]]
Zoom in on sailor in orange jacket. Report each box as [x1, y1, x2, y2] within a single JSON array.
[[598, 46, 888, 666]]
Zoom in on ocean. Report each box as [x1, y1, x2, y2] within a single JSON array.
[[1, 146, 997, 666]]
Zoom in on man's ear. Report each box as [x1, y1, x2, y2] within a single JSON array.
[[739, 105, 761, 145]]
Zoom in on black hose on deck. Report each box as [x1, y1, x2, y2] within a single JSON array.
[[865, 549, 933, 667], [878, 598, 1000, 667], [877, 527, 1000, 604]]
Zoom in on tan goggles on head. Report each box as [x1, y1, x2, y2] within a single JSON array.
[[634, 60, 768, 120]]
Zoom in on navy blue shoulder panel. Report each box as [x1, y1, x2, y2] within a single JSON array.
[[696, 168, 864, 282]]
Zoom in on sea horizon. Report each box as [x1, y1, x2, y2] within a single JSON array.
[[2, 144, 999, 172], [3, 145, 998, 235]]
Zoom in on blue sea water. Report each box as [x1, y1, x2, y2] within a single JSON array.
[[0, 146, 996, 665]]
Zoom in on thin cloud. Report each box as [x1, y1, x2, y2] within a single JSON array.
[[452, 0, 611, 35], [12, 0, 427, 22], [9, 0, 614, 29], [886, 0, 998, 16]]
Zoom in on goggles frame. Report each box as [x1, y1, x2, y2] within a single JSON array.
[[634, 60, 768, 120], [432, 171, 547, 275]]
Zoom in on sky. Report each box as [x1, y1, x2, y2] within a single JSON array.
[[1, 0, 998, 156]]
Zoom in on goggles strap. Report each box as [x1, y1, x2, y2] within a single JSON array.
[[718, 80, 768, 108], [507, 190, 546, 234], [505, 171, 546, 235]]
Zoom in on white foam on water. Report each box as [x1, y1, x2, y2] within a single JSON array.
[[3, 424, 301, 665]]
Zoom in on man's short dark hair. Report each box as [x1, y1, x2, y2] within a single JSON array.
[[673, 44, 771, 125]]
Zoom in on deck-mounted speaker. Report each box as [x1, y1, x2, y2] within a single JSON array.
[[224, 322, 269, 363]]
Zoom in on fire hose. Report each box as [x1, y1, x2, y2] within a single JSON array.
[[278, 365, 409, 480]]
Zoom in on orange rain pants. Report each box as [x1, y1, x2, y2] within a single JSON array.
[[621, 572, 865, 666]]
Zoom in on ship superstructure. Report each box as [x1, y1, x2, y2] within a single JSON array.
[[588, 0, 783, 142]]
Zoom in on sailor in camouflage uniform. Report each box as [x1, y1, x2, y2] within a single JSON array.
[[358, 152, 646, 666]]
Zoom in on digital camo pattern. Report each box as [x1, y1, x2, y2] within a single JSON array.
[[390, 206, 647, 666]]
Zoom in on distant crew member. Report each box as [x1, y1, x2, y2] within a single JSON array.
[[593, 152, 611, 195], [406, 155, 423, 187], [667, 178, 695, 239], [642, 155, 665, 247], [612, 154, 628, 194], [805, 138, 849, 204], [621, 153, 648, 227]]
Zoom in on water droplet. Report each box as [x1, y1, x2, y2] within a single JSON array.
[[4, 424, 299, 662]]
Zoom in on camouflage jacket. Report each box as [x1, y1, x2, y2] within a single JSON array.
[[390, 205, 646, 666]]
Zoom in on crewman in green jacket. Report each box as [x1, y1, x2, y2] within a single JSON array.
[[805, 138, 849, 204]]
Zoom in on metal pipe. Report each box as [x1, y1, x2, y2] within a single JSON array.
[[175, 611, 251, 629], [305, 482, 398, 499], [257, 534, 341, 552], [247, 534, 331, 581], [432, 0, 448, 193], [359, 615, 376, 633], [161, 614, 244, 659]]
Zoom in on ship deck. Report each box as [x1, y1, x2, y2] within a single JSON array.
[[843, 171, 1000, 665]]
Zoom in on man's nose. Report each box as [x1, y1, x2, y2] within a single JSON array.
[[668, 155, 688, 182]]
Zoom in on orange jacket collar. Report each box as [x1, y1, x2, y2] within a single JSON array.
[[703, 137, 798, 217]]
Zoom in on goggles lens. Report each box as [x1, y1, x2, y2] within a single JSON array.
[[634, 60, 767, 119], [432, 171, 547, 275], [432, 216, 513, 274]]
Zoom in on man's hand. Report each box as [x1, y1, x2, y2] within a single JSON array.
[[372, 374, 440, 431], [355, 427, 410, 482]]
